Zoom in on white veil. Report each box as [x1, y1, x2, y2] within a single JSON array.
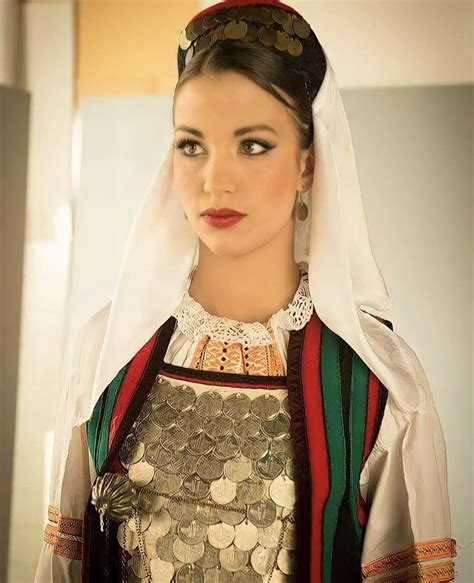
[[83, 30, 429, 426]]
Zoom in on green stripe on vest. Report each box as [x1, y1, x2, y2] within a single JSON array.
[[320, 325, 346, 582]]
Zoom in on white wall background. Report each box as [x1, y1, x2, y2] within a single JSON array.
[[8, 1, 472, 582]]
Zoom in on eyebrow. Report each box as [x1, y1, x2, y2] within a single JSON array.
[[174, 124, 277, 138]]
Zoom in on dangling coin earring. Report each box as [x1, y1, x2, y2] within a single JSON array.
[[296, 191, 308, 221]]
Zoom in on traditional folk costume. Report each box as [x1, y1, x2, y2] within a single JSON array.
[[34, 1, 457, 581]]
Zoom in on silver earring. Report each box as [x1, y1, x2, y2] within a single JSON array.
[[296, 191, 308, 221]]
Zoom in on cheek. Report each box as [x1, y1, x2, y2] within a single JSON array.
[[253, 164, 297, 217], [173, 159, 197, 209], [173, 157, 189, 191]]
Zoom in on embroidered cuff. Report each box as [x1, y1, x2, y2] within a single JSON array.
[[43, 504, 83, 561], [361, 538, 457, 582]]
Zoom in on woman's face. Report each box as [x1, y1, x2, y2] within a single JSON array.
[[172, 71, 314, 258]]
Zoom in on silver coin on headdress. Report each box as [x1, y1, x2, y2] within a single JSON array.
[[274, 31, 291, 52], [259, 7, 274, 26], [224, 20, 249, 40], [293, 17, 311, 39], [271, 8, 293, 33], [287, 37, 303, 57], [258, 25, 278, 47]]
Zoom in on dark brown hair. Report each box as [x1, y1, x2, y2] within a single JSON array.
[[173, 39, 326, 151]]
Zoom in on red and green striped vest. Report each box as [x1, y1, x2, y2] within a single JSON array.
[[83, 310, 389, 582]]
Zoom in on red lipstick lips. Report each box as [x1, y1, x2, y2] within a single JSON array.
[[201, 207, 247, 228], [202, 207, 245, 216]]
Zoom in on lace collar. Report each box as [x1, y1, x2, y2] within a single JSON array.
[[172, 271, 313, 347]]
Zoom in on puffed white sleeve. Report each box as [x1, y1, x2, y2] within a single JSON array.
[[33, 307, 108, 582], [359, 385, 457, 582]]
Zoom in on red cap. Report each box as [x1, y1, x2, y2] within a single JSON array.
[[189, 0, 301, 24]]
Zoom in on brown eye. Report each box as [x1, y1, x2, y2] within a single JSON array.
[[175, 139, 204, 157], [240, 139, 273, 156], [183, 142, 202, 155], [242, 142, 258, 154]]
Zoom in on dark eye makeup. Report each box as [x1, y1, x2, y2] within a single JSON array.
[[174, 137, 275, 157]]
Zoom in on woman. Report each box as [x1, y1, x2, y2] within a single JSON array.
[[34, 1, 457, 581]]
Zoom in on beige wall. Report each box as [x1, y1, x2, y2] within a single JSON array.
[[77, 1, 198, 97]]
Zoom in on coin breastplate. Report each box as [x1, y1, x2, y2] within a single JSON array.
[[118, 373, 296, 582]]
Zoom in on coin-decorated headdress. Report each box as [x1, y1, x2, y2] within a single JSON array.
[[178, 0, 326, 104]]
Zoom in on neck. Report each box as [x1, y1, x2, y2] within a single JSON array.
[[188, 219, 301, 324]]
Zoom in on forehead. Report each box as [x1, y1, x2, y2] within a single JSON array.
[[174, 72, 293, 131]]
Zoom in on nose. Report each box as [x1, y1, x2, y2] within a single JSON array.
[[202, 151, 237, 198]]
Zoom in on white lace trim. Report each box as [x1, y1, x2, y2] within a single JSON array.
[[172, 271, 313, 347]]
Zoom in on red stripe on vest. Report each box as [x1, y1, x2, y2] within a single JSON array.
[[108, 332, 158, 453], [301, 313, 329, 582]]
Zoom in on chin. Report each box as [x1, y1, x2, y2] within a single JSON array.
[[200, 235, 253, 258]]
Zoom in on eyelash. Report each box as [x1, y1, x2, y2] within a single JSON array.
[[174, 137, 274, 158]]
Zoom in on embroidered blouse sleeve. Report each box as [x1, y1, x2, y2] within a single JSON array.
[[34, 309, 105, 582], [359, 386, 457, 581]]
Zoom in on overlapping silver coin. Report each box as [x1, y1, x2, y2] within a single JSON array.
[[119, 375, 296, 579]]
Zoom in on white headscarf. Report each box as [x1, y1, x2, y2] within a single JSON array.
[[83, 21, 429, 426]]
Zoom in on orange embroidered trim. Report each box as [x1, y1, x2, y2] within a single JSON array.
[[378, 560, 456, 582], [57, 516, 83, 537], [43, 504, 83, 561], [190, 336, 285, 375], [48, 505, 59, 522], [44, 524, 57, 546], [362, 538, 457, 578]]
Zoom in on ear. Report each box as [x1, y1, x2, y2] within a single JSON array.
[[299, 143, 315, 191]]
